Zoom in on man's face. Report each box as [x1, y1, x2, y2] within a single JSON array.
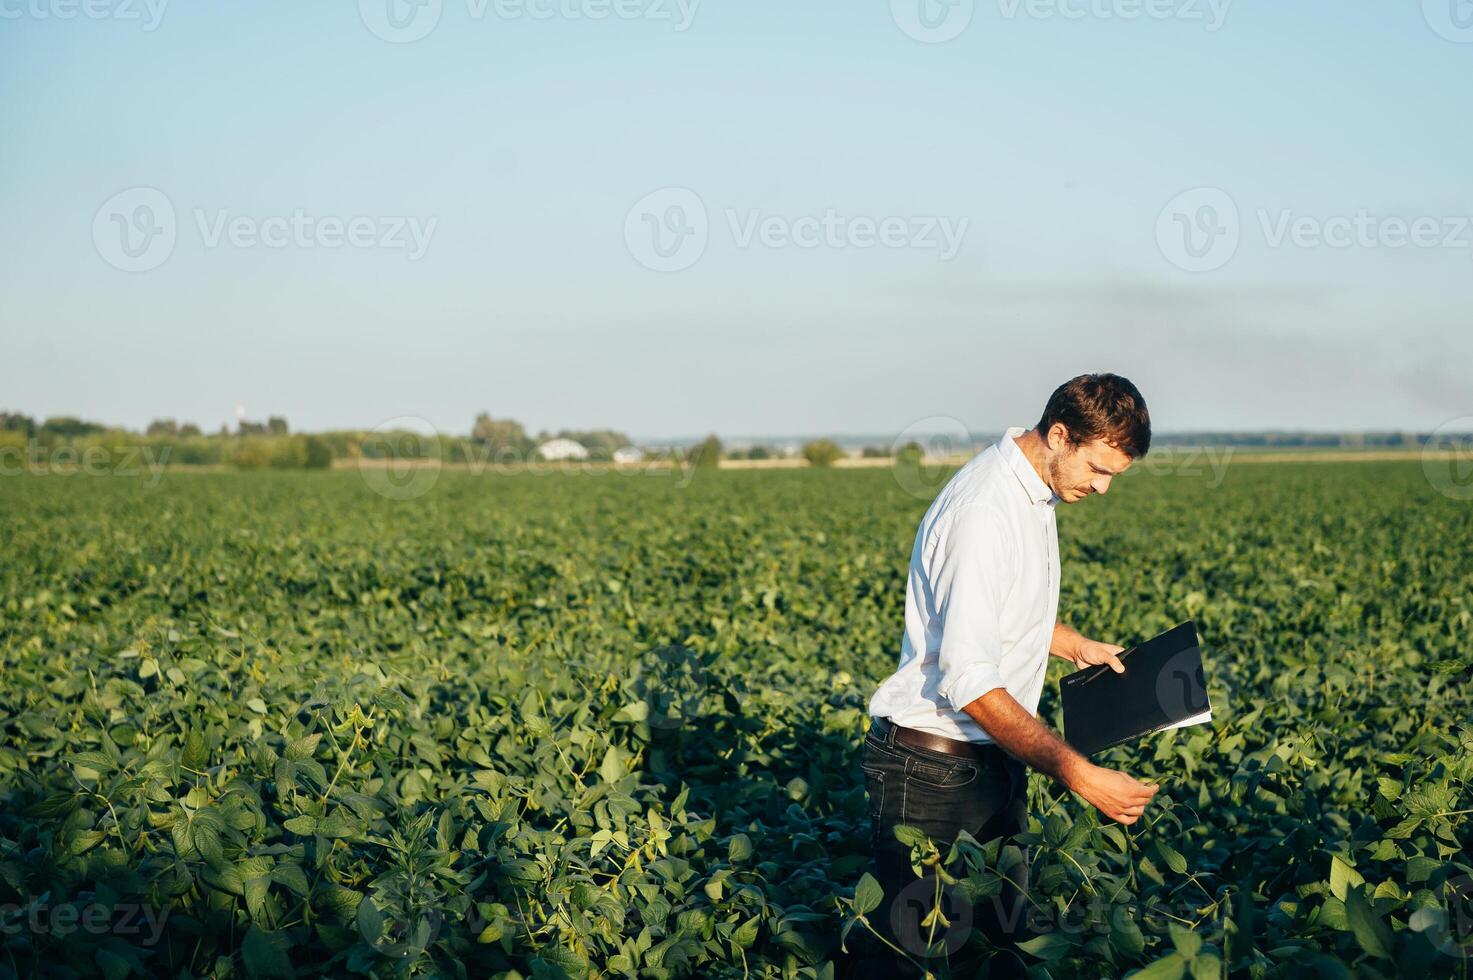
[[1045, 428, 1135, 503]]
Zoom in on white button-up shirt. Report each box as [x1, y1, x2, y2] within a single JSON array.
[[869, 427, 1061, 744]]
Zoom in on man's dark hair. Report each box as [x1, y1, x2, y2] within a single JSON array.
[[1035, 374, 1151, 458]]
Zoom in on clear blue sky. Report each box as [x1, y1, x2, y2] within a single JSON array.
[[3, 0, 1469, 438]]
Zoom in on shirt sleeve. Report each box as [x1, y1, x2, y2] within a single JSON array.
[[929, 505, 1015, 711]]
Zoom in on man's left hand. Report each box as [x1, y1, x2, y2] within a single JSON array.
[[1072, 638, 1126, 674]]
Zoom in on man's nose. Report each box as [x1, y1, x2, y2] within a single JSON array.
[[1093, 475, 1112, 495]]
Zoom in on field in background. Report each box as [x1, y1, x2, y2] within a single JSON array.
[[1, 462, 1470, 977], [345, 444, 1460, 473]]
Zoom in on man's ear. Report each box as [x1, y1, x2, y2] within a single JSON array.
[[1046, 422, 1071, 452]]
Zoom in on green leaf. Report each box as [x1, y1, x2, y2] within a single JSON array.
[[1170, 925, 1202, 959], [193, 821, 225, 867], [1128, 952, 1188, 980], [1190, 952, 1222, 980], [1157, 842, 1188, 875], [285, 733, 321, 761], [1384, 817, 1422, 839], [71, 750, 115, 776], [1329, 854, 1363, 901], [316, 809, 361, 840], [1017, 931, 1075, 961], [1406, 856, 1441, 883], [1110, 912, 1146, 957], [244, 875, 272, 923], [241, 925, 293, 979], [852, 873, 883, 916], [892, 825, 928, 848], [732, 917, 760, 948], [95, 948, 132, 980], [728, 833, 753, 863], [282, 815, 317, 835], [271, 863, 310, 897], [1344, 885, 1393, 959], [599, 746, 625, 784], [181, 730, 209, 770], [613, 701, 649, 722]]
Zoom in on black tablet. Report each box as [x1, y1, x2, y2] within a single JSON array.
[[1060, 621, 1212, 756]]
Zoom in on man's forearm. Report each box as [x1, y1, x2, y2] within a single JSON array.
[[959, 687, 1087, 786]]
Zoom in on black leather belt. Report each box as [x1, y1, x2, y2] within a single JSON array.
[[869, 716, 1010, 764]]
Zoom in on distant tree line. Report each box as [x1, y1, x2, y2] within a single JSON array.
[[0, 408, 1455, 474], [0, 410, 636, 471]]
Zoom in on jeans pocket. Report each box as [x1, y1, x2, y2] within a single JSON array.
[[905, 756, 979, 790]]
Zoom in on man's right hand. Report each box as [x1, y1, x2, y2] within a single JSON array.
[[961, 688, 1161, 826], [1066, 763, 1159, 825]]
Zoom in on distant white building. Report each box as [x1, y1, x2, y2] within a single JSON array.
[[612, 446, 644, 464], [536, 438, 589, 461]]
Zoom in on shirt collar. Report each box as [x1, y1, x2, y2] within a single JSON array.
[[999, 426, 1058, 507]]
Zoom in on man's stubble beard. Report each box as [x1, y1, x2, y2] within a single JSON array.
[[1046, 454, 1068, 500]]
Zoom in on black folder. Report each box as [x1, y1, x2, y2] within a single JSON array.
[[1060, 621, 1212, 756]]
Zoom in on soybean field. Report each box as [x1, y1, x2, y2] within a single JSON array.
[[1, 460, 1470, 978]]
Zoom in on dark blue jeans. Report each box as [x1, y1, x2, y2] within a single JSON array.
[[856, 719, 1032, 977]]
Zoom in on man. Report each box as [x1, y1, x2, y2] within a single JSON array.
[[861, 374, 1160, 975]]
